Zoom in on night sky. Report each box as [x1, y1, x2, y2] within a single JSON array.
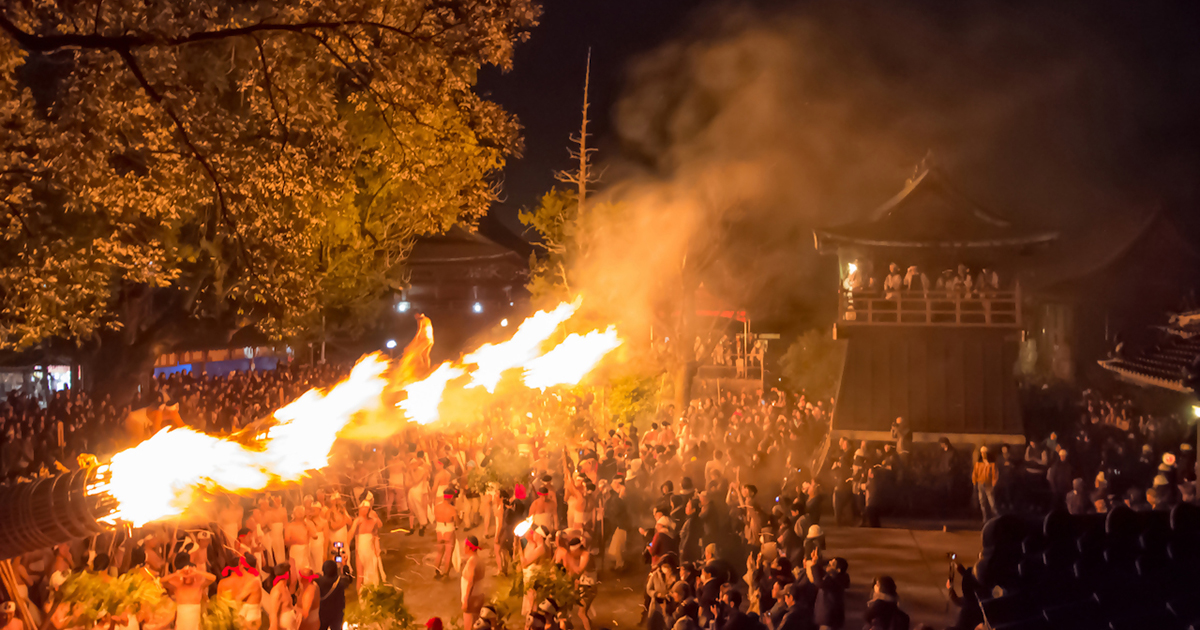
[[477, 0, 1200, 335], [477, 0, 698, 239]]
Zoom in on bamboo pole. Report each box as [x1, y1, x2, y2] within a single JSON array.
[[0, 560, 36, 630]]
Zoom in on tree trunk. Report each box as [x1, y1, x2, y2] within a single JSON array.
[[79, 327, 174, 409], [672, 275, 699, 417]]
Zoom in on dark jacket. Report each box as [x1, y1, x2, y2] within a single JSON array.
[[777, 604, 813, 630], [718, 609, 763, 630], [804, 494, 823, 526], [698, 578, 723, 609], [316, 560, 351, 621], [863, 596, 906, 630], [813, 568, 849, 629], [680, 516, 703, 563], [948, 566, 984, 630]]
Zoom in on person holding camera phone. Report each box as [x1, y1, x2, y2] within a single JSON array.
[[944, 555, 983, 630], [315, 560, 351, 630]]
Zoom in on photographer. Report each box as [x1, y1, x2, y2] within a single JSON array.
[[316, 559, 352, 630], [945, 557, 984, 630]]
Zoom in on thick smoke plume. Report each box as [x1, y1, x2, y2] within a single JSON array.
[[565, 0, 1183, 337]]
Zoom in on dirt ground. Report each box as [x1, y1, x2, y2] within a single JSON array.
[[351, 516, 983, 630]]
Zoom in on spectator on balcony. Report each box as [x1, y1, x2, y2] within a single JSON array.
[[842, 260, 866, 293], [883, 264, 903, 300], [889, 417, 911, 455], [935, 269, 955, 292], [903, 265, 929, 296], [955, 264, 974, 296], [975, 268, 1000, 294]]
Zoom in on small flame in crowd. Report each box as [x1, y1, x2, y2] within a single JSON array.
[[522, 326, 623, 389], [514, 517, 534, 537]]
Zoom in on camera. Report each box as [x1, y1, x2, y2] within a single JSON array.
[[333, 541, 345, 563]]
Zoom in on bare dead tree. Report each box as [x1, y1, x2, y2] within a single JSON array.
[[555, 49, 600, 214]]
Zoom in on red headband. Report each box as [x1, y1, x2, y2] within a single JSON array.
[[239, 557, 260, 577], [300, 572, 318, 583], [222, 566, 243, 578], [273, 575, 289, 588], [464, 540, 479, 551]]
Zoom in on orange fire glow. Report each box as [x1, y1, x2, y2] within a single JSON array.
[[96, 355, 390, 525], [395, 362, 465, 425], [462, 300, 580, 392], [522, 326, 623, 389], [93, 301, 624, 526]]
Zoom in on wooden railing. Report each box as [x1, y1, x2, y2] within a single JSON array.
[[838, 287, 1021, 327]]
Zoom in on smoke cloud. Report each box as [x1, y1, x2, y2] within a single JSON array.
[[565, 0, 1193, 337]]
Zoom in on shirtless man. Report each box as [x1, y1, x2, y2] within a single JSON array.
[[236, 528, 266, 575], [433, 490, 457, 579], [564, 456, 597, 537], [407, 453, 431, 537], [520, 525, 550, 616], [561, 537, 596, 630], [432, 458, 453, 498], [295, 568, 320, 630], [386, 451, 409, 521], [347, 501, 383, 591], [529, 486, 556, 534], [460, 536, 485, 630], [255, 496, 286, 567], [328, 498, 350, 553], [285, 507, 314, 587], [217, 555, 263, 630], [267, 563, 296, 630], [307, 503, 328, 571], [163, 558, 215, 630]]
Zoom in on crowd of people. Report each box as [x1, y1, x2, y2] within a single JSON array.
[[842, 261, 1003, 300], [820, 389, 1197, 532], [0, 365, 347, 482], [3, 357, 1200, 630]]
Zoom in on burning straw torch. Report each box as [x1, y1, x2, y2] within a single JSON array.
[[0, 463, 121, 560]]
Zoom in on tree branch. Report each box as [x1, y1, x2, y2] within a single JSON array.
[[252, 35, 290, 146], [0, 13, 425, 53], [115, 48, 229, 239], [0, 199, 35, 237]]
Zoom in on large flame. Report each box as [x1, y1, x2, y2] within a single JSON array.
[[523, 326, 623, 389], [95, 301, 627, 526], [396, 362, 465, 425], [98, 355, 389, 525], [462, 300, 580, 392]]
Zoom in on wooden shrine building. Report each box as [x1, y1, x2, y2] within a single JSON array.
[[813, 160, 1057, 443]]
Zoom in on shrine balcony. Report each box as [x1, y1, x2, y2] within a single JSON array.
[[837, 287, 1022, 327]]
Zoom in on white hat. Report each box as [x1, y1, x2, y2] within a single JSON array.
[[807, 525, 824, 538], [656, 516, 673, 529], [1154, 475, 1170, 487]]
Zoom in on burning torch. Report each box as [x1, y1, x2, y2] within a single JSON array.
[[0, 464, 121, 561]]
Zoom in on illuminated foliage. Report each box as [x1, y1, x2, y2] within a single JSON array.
[[0, 0, 539, 392]]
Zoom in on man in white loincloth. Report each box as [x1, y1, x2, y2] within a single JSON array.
[[407, 453, 431, 537], [348, 501, 383, 591], [163, 557, 214, 630], [284, 507, 314, 588]]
